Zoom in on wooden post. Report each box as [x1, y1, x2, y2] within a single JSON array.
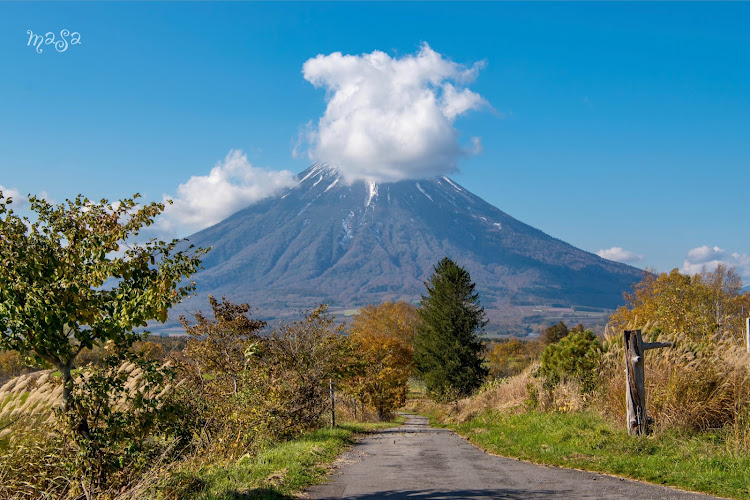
[[329, 379, 336, 428], [624, 330, 671, 435], [746, 318, 750, 354]]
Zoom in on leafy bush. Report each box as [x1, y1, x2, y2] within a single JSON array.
[[177, 304, 349, 458], [61, 351, 182, 492], [539, 329, 602, 392], [485, 337, 542, 379], [540, 321, 581, 346], [253, 305, 349, 437]]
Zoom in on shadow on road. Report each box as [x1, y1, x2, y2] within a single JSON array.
[[366, 427, 445, 435], [222, 487, 291, 499], [311, 488, 573, 499]]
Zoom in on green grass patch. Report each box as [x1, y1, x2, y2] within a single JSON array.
[[441, 409, 750, 499], [390, 414, 408, 425], [172, 421, 399, 499]]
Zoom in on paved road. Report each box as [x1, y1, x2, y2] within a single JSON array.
[[304, 414, 720, 500]]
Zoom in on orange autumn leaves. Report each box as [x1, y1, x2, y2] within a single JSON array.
[[345, 302, 419, 419]]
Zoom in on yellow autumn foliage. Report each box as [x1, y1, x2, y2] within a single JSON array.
[[345, 302, 418, 419]]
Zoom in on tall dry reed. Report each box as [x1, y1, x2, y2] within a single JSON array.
[[598, 323, 750, 435]]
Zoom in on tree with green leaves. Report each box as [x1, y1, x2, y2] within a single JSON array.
[[258, 305, 350, 436], [0, 191, 205, 436], [414, 257, 488, 400]]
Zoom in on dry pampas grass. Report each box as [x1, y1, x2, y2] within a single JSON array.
[[403, 366, 537, 424], [599, 322, 750, 434], [0, 361, 165, 446]]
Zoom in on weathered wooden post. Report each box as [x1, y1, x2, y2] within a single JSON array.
[[745, 318, 750, 354], [329, 379, 336, 428], [624, 330, 671, 435]]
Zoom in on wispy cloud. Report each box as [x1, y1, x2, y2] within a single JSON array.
[[157, 150, 296, 237], [299, 43, 489, 183], [681, 245, 750, 280], [0, 186, 54, 209], [0, 185, 29, 209], [597, 246, 644, 264]]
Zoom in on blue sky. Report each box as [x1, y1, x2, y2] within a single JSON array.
[[1, 2, 748, 281]]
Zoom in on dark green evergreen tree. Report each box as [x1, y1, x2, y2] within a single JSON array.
[[540, 321, 570, 345], [414, 257, 488, 400]]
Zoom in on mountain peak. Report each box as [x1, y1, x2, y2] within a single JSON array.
[[181, 164, 642, 335], [298, 163, 340, 181]]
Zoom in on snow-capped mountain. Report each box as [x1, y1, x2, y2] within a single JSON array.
[[178, 164, 642, 332]]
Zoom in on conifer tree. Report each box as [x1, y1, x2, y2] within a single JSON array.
[[414, 257, 488, 400], [540, 321, 570, 345]]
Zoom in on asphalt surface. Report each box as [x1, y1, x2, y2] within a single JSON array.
[[304, 414, 721, 500]]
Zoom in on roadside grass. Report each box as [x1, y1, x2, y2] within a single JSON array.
[[391, 414, 408, 425], [434, 409, 750, 499], [168, 421, 400, 499]]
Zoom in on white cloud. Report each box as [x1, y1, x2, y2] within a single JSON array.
[[300, 43, 489, 183], [158, 150, 296, 236], [681, 245, 750, 280], [597, 246, 644, 264], [0, 185, 28, 209], [36, 190, 55, 204]]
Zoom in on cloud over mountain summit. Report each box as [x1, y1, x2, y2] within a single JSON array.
[[299, 43, 488, 183]]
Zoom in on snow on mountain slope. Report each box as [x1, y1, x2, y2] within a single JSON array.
[[177, 164, 642, 332]]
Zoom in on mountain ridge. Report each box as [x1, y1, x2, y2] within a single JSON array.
[[175, 164, 643, 334]]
